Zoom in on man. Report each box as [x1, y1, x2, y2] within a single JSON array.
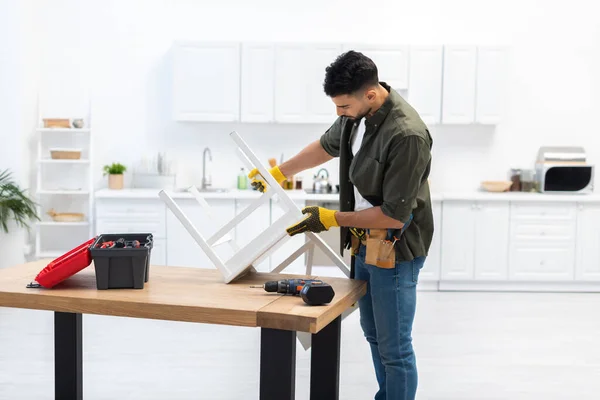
[[248, 50, 433, 400]]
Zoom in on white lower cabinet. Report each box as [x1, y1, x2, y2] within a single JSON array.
[[234, 199, 271, 272], [440, 201, 509, 280], [508, 202, 576, 281], [269, 198, 307, 274], [96, 195, 600, 290], [166, 198, 236, 269], [420, 200, 442, 281], [575, 204, 600, 281]]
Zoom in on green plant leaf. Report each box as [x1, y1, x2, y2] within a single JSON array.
[[0, 168, 40, 234]]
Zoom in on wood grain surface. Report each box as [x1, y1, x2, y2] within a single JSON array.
[[0, 260, 366, 333]]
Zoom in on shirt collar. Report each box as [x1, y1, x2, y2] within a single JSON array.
[[364, 82, 394, 128]]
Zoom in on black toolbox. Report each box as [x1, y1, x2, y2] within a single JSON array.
[[89, 233, 153, 289]]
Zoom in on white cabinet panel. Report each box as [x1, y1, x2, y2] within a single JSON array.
[[474, 202, 509, 280], [421, 200, 442, 280], [441, 201, 510, 281], [508, 202, 576, 281], [234, 199, 271, 272], [269, 199, 307, 274], [475, 46, 508, 124], [274, 43, 309, 123], [407, 46, 443, 125], [343, 44, 409, 90], [306, 44, 342, 123], [166, 198, 236, 269], [441, 201, 475, 280], [172, 42, 240, 121], [241, 43, 275, 122], [96, 199, 166, 238], [441, 46, 477, 124], [150, 238, 167, 266], [274, 43, 340, 123], [509, 244, 574, 281], [575, 204, 600, 281]]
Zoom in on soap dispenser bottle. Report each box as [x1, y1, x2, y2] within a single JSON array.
[[237, 168, 248, 190]]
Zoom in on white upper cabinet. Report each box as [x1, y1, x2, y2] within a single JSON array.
[[172, 42, 241, 122], [342, 44, 409, 90], [274, 43, 341, 123], [170, 41, 507, 125], [442, 45, 477, 124], [475, 46, 509, 124], [407, 45, 443, 125], [241, 43, 275, 123]]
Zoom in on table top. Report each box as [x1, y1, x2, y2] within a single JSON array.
[[0, 260, 366, 334]]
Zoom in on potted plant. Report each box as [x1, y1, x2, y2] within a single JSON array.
[[103, 163, 127, 190], [0, 169, 40, 234]]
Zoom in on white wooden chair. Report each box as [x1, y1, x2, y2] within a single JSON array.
[[159, 130, 356, 348]]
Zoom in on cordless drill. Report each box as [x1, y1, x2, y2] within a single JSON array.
[[250, 278, 335, 306]]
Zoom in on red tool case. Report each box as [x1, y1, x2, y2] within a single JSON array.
[[32, 237, 97, 288]]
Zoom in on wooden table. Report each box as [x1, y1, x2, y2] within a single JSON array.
[[0, 260, 366, 400]]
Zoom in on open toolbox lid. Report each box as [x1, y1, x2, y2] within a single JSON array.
[[28, 237, 96, 288]]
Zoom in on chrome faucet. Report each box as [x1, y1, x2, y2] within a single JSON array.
[[202, 147, 212, 190]]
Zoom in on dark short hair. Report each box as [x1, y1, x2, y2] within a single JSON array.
[[323, 51, 379, 97]]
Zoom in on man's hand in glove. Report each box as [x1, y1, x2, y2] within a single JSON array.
[[286, 206, 339, 236], [248, 166, 287, 192]]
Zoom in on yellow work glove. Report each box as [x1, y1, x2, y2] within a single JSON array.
[[286, 206, 339, 236], [248, 166, 287, 192]]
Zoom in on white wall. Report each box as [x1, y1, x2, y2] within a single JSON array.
[[1, 0, 599, 260], [0, 0, 39, 267]]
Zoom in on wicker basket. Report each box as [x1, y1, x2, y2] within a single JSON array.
[[47, 209, 85, 222], [50, 148, 82, 160], [43, 119, 71, 128]]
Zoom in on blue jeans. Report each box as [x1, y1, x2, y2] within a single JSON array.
[[354, 244, 425, 400]]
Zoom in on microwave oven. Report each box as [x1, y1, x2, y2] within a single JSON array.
[[534, 146, 594, 194]]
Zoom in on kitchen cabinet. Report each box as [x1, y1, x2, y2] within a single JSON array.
[[441, 45, 477, 124], [166, 198, 236, 269], [172, 42, 240, 122], [575, 203, 600, 281], [241, 43, 275, 122], [440, 201, 509, 280], [509, 202, 576, 281], [475, 46, 508, 124], [407, 46, 443, 125], [343, 44, 409, 91], [420, 200, 442, 281], [442, 45, 508, 124], [274, 43, 341, 123], [234, 199, 271, 272], [269, 198, 307, 274]]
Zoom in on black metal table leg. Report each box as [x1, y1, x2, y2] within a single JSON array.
[[310, 315, 341, 400], [55, 312, 83, 400], [259, 327, 296, 400]]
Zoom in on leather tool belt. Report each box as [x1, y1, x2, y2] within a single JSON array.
[[348, 215, 413, 269]]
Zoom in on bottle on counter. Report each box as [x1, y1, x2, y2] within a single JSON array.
[[509, 168, 522, 192], [237, 168, 248, 190]]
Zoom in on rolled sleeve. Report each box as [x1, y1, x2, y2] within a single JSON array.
[[319, 117, 343, 157], [381, 134, 431, 223]]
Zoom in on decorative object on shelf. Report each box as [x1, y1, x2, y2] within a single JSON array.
[[72, 118, 84, 129], [0, 169, 40, 233], [480, 180, 513, 193], [46, 208, 85, 222], [42, 118, 70, 128], [103, 163, 127, 190], [50, 148, 82, 160]]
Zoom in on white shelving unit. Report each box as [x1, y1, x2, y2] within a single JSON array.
[[34, 110, 94, 259]]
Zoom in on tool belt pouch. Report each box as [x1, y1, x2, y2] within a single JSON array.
[[365, 229, 396, 269]]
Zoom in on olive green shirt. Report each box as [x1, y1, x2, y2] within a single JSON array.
[[319, 82, 434, 262]]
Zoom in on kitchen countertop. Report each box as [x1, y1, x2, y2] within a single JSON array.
[[94, 188, 600, 202]]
